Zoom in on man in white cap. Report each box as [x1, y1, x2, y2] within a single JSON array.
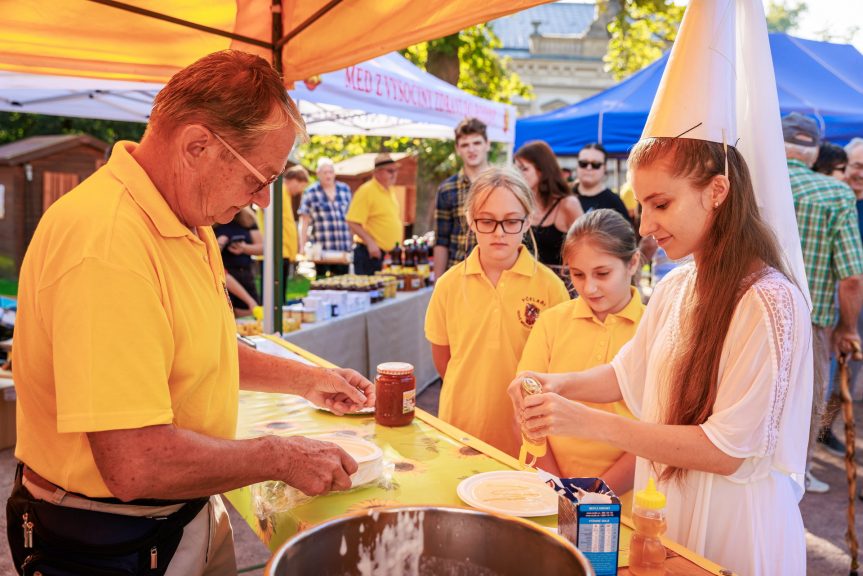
[[783, 113, 863, 492]]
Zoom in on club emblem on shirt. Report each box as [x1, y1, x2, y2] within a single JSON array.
[[518, 297, 545, 328]]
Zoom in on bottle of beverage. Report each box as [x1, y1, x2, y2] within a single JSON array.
[[416, 239, 430, 283], [629, 477, 667, 576], [403, 239, 416, 269], [390, 242, 402, 269]]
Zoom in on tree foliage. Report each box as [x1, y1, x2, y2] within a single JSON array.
[[765, 1, 807, 33], [297, 24, 529, 233], [0, 111, 144, 146], [603, 0, 684, 81]]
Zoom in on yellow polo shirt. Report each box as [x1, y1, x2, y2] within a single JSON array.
[[345, 177, 402, 252], [12, 141, 239, 497], [517, 287, 643, 478], [425, 247, 569, 457], [255, 185, 298, 260], [619, 182, 637, 214]]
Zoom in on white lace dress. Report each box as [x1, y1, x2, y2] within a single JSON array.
[[611, 264, 811, 576]]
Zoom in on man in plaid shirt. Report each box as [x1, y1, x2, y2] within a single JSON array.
[[433, 118, 491, 280], [784, 113, 863, 493], [298, 157, 353, 275]]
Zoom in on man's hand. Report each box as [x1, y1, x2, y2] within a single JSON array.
[[278, 436, 358, 496], [367, 240, 382, 260], [302, 367, 375, 415], [831, 324, 861, 356]]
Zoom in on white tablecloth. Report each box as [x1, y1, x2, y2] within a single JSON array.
[[281, 288, 437, 391]]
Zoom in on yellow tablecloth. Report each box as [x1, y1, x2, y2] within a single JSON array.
[[224, 336, 729, 575]]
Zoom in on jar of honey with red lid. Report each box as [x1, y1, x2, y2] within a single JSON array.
[[375, 362, 416, 426]]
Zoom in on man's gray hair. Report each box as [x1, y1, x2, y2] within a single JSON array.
[[845, 138, 863, 156]]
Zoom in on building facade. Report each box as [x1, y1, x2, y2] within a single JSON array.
[[489, 2, 616, 117]]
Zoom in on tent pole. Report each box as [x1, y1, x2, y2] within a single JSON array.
[[266, 0, 285, 335]]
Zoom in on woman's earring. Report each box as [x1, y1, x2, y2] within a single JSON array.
[[713, 201, 719, 209]]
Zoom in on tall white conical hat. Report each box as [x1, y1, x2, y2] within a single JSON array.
[[642, 0, 810, 304]]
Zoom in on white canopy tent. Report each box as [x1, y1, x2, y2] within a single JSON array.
[[0, 52, 516, 143], [0, 52, 514, 332]]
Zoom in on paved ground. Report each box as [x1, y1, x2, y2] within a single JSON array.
[[0, 381, 859, 575]]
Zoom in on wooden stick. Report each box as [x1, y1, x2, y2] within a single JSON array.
[[839, 340, 862, 575]]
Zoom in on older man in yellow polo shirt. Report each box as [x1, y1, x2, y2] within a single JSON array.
[[8, 51, 373, 575], [346, 153, 404, 275]]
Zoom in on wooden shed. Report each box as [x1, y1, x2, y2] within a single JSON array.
[[0, 134, 109, 275], [332, 153, 418, 229]]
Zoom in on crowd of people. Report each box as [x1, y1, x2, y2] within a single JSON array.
[[7, 41, 863, 576], [423, 111, 863, 574]]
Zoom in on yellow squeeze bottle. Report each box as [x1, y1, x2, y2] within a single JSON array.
[[629, 477, 667, 576], [518, 377, 547, 467]]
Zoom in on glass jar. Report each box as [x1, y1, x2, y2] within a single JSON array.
[[375, 362, 416, 427]]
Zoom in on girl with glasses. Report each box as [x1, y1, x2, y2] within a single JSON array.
[[514, 140, 584, 278], [425, 167, 569, 457], [516, 209, 642, 506], [575, 143, 632, 225]]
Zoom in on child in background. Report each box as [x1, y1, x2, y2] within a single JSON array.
[[425, 167, 569, 457], [518, 209, 642, 503]]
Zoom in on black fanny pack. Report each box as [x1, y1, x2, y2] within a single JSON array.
[[6, 465, 209, 576]]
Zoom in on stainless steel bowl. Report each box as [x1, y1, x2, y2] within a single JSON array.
[[266, 505, 595, 576]]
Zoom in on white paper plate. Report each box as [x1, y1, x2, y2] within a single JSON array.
[[314, 434, 383, 488], [457, 471, 559, 517], [317, 405, 375, 415]]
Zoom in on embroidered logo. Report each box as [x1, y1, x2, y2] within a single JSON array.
[[517, 297, 546, 328]]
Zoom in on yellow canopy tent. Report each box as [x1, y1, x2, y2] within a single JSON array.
[[0, 0, 550, 332], [0, 0, 550, 85]]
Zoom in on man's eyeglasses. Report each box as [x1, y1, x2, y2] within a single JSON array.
[[474, 218, 526, 234], [578, 160, 604, 170], [211, 130, 283, 195]]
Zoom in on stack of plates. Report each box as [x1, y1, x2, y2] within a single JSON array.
[[316, 434, 383, 488]]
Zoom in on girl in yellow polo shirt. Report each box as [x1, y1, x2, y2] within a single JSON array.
[[425, 167, 569, 457], [518, 209, 642, 498]]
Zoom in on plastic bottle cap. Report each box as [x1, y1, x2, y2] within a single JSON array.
[[377, 362, 414, 376], [635, 477, 666, 510]]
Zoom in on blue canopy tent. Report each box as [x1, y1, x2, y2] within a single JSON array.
[[515, 33, 863, 156]]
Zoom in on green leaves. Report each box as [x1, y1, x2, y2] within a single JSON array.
[[0, 112, 144, 146], [765, 1, 807, 33], [603, 0, 684, 81]]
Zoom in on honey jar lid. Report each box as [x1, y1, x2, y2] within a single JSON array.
[[635, 477, 666, 510], [377, 362, 414, 376]]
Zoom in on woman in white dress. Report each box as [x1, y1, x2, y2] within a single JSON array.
[[509, 137, 811, 576]]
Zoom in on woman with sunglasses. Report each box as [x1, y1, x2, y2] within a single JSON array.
[[575, 143, 632, 224], [515, 141, 583, 276]]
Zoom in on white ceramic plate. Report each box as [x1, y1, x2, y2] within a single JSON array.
[[314, 434, 383, 488], [457, 471, 559, 517]]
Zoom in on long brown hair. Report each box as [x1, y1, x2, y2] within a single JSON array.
[[628, 137, 790, 483], [514, 140, 572, 206]]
